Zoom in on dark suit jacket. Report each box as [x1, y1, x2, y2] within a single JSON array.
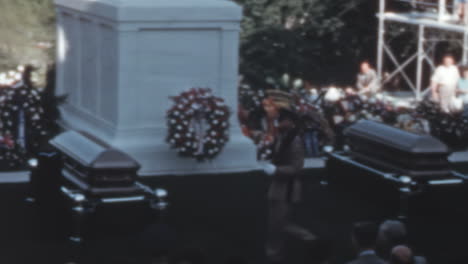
[[346, 254, 386, 264], [268, 133, 305, 203]]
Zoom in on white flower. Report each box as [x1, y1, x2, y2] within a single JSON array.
[[293, 79, 303, 89], [324, 87, 341, 102], [175, 134, 181, 139], [212, 120, 219, 125], [282, 73, 290, 85], [170, 119, 176, 124]]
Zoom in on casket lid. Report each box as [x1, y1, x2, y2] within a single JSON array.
[[50, 131, 140, 170], [344, 120, 449, 154], [54, 0, 242, 22]]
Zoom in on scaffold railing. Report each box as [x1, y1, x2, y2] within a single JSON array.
[[393, 0, 455, 21]]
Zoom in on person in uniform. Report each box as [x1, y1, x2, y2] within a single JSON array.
[[260, 90, 316, 264], [431, 55, 460, 113]]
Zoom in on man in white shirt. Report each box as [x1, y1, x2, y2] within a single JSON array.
[[431, 55, 460, 113], [357, 62, 379, 96]]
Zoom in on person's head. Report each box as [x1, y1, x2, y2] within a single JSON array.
[[442, 55, 456, 67], [377, 220, 407, 253], [360, 61, 372, 74], [390, 245, 414, 264], [460, 66, 468, 79], [278, 109, 298, 134], [351, 221, 379, 252], [262, 97, 280, 120]]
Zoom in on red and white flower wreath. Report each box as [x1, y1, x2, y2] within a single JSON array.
[[166, 88, 230, 161]]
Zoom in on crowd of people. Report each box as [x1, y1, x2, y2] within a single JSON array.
[[239, 53, 468, 159], [234, 53, 468, 264], [355, 54, 468, 115], [345, 220, 427, 264]]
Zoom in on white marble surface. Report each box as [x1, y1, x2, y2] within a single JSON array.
[[54, 0, 258, 175]]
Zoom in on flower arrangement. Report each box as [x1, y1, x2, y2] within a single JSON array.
[[166, 88, 230, 161], [0, 65, 48, 169], [239, 74, 334, 160]]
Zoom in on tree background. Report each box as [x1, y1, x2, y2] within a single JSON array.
[[0, 0, 385, 88], [235, 0, 379, 88], [0, 0, 55, 72]]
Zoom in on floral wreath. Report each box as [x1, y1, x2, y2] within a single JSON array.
[[166, 88, 230, 161], [0, 80, 47, 168]]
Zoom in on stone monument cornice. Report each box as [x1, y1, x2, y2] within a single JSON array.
[[54, 0, 243, 22]]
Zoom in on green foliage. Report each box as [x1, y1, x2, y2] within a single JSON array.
[[235, 0, 377, 88], [0, 0, 55, 71]]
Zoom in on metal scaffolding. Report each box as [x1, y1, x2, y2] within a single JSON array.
[[377, 0, 468, 99]]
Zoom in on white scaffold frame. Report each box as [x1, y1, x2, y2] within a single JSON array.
[[377, 0, 468, 99]]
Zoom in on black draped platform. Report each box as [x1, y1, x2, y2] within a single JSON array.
[[0, 168, 467, 264]]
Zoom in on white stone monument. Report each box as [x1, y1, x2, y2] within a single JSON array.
[[54, 0, 258, 176]]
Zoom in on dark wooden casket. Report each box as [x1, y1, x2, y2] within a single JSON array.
[[344, 120, 451, 178], [50, 131, 143, 197]]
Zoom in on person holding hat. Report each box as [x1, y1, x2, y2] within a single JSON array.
[[261, 91, 317, 264]]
